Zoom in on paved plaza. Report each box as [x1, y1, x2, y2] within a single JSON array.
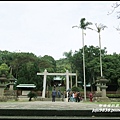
[[0, 101, 120, 119], [0, 101, 100, 110], [0, 100, 120, 111]]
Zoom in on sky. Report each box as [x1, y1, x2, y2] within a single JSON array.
[[0, 1, 120, 60]]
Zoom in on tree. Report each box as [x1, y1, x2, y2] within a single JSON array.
[[107, 2, 120, 19], [103, 53, 120, 86], [27, 91, 37, 101], [63, 50, 74, 88], [72, 45, 107, 91], [72, 18, 92, 101], [0, 63, 10, 77], [116, 78, 120, 93], [63, 50, 73, 71], [90, 23, 107, 77], [107, 2, 120, 31], [38, 55, 56, 97]]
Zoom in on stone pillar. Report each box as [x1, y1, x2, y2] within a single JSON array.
[[70, 76, 72, 88], [101, 86, 108, 97], [9, 84, 13, 90], [0, 85, 6, 96], [66, 70, 69, 98], [76, 75, 77, 87], [42, 69, 47, 98], [95, 79, 102, 99]]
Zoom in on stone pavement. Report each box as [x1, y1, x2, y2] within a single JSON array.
[[0, 101, 100, 110], [0, 101, 120, 118]]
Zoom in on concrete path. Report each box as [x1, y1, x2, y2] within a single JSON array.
[[0, 101, 100, 110], [0, 101, 120, 118], [0, 100, 120, 111]]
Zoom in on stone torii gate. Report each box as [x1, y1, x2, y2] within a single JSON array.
[[37, 69, 77, 98]]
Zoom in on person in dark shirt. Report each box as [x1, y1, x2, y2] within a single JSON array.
[[76, 91, 80, 102], [52, 88, 57, 102], [57, 90, 61, 98]]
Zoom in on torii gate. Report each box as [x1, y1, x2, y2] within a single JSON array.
[[37, 69, 77, 98]]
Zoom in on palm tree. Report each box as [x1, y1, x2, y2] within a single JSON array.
[[72, 18, 92, 101], [91, 23, 107, 77], [63, 50, 73, 88], [63, 50, 73, 71]]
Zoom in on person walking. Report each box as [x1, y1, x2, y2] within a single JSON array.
[[74, 92, 78, 102], [76, 91, 80, 102], [89, 92, 93, 102], [72, 92, 75, 102], [68, 91, 71, 102], [52, 88, 57, 102], [57, 90, 61, 98], [61, 92, 64, 101]]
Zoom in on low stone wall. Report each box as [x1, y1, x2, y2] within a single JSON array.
[[0, 96, 17, 102], [0, 96, 7, 102], [109, 98, 120, 102]]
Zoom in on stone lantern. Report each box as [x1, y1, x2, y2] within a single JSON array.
[[8, 77, 16, 90], [0, 74, 8, 96], [99, 78, 109, 98], [96, 79, 101, 92], [94, 79, 102, 98], [98, 76, 110, 102], [94, 76, 110, 102]]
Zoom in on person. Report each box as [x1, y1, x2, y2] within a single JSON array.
[[76, 91, 80, 102], [80, 94, 83, 101], [74, 92, 78, 102], [68, 91, 71, 102], [57, 90, 61, 98], [52, 88, 57, 102], [61, 92, 64, 101], [89, 92, 93, 102], [72, 92, 75, 102], [54, 84, 56, 89]]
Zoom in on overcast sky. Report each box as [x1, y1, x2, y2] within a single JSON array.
[[0, 1, 120, 60]]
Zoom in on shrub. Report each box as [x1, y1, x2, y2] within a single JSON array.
[[72, 86, 80, 92], [27, 91, 37, 101]]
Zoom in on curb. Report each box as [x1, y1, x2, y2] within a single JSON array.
[[0, 109, 120, 117]]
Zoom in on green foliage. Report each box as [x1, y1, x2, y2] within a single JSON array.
[[40, 55, 56, 73], [72, 86, 80, 92], [1, 45, 120, 91], [60, 86, 66, 92], [27, 91, 37, 101], [117, 79, 120, 86], [56, 58, 70, 73], [103, 54, 120, 84], [0, 63, 10, 76], [39, 55, 56, 88], [80, 18, 92, 29], [27, 91, 37, 98]]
